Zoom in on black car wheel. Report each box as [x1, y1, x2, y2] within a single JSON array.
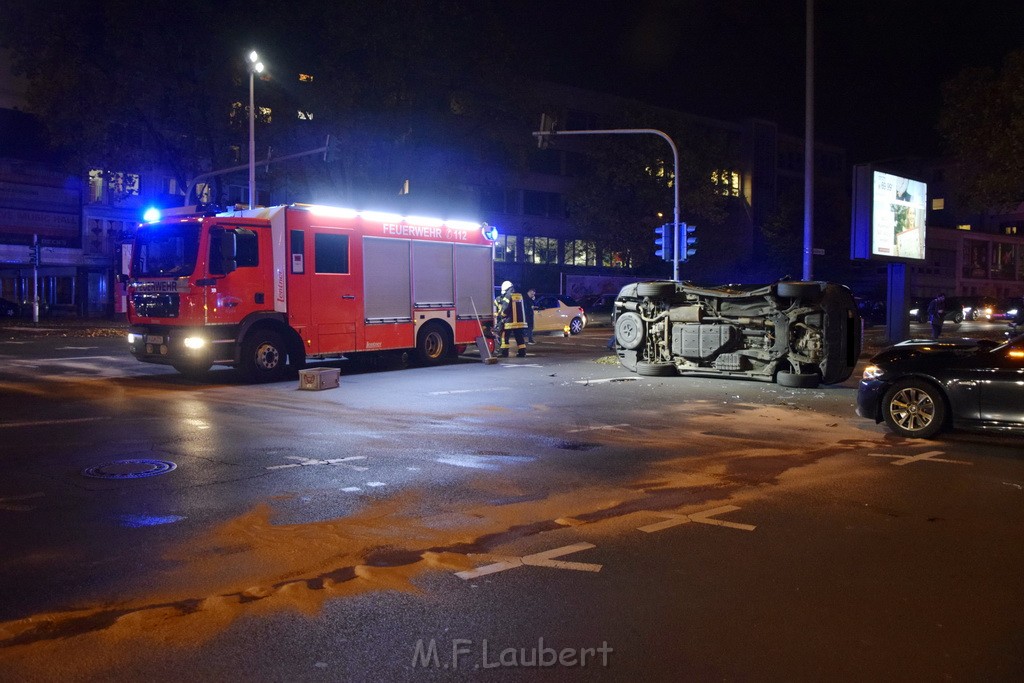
[[636, 360, 677, 376], [776, 371, 820, 388], [882, 379, 947, 439]]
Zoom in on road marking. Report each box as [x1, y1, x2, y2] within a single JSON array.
[[1003, 482, 1022, 490], [868, 450, 972, 466], [455, 542, 602, 580], [501, 363, 543, 368], [0, 492, 44, 512], [638, 505, 757, 533], [568, 423, 629, 433], [573, 377, 638, 385], [56, 346, 99, 351], [0, 416, 112, 429], [266, 455, 368, 471], [428, 388, 511, 395]]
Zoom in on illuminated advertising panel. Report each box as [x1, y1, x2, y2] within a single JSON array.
[[850, 166, 927, 262], [870, 171, 926, 260]]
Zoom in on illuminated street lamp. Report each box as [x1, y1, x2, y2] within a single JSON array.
[[247, 50, 264, 209]]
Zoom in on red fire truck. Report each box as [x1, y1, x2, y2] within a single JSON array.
[[125, 204, 497, 381]]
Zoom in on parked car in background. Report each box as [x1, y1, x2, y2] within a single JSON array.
[[960, 296, 999, 321], [611, 280, 861, 387], [0, 297, 22, 317], [857, 335, 1024, 438], [855, 296, 886, 326], [577, 293, 617, 327], [908, 296, 964, 324], [532, 294, 587, 335]]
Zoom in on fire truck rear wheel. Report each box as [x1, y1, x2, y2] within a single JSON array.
[[415, 323, 453, 366], [241, 328, 288, 382]]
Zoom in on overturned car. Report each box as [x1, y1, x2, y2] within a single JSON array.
[[612, 280, 862, 387]]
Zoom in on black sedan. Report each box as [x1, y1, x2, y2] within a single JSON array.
[[0, 296, 21, 317], [857, 336, 1024, 438]]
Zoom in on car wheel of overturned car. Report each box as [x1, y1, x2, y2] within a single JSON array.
[[776, 282, 823, 302], [776, 371, 820, 388], [636, 360, 677, 376], [882, 379, 947, 438], [614, 311, 645, 350], [636, 282, 676, 298]]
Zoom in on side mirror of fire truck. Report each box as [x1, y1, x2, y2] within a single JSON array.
[[214, 229, 238, 275]]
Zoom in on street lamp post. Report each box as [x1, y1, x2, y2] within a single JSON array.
[[247, 50, 264, 209]]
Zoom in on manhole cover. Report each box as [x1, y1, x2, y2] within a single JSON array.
[[82, 459, 177, 479]]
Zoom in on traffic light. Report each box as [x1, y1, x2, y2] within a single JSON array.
[[681, 223, 697, 260], [654, 223, 674, 261]]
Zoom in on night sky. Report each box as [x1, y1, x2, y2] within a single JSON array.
[[503, 1, 1024, 163]]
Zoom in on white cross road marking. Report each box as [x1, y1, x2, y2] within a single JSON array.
[[501, 363, 543, 368], [455, 542, 602, 580], [638, 505, 757, 533], [868, 450, 972, 466], [0, 492, 44, 512], [428, 387, 511, 395], [56, 346, 99, 350], [567, 423, 629, 433], [265, 455, 368, 471]]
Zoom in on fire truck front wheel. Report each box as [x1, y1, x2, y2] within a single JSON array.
[[240, 328, 289, 382], [415, 322, 454, 366]]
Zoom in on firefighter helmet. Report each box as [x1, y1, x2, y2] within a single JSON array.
[[501, 280, 513, 293]]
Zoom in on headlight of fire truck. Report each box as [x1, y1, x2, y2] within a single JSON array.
[[183, 336, 206, 350]]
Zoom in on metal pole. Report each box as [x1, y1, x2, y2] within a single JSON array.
[[533, 127, 680, 281], [32, 234, 39, 323], [248, 68, 256, 209], [802, 0, 815, 280]]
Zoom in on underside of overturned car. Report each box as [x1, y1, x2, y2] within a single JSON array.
[[612, 280, 862, 388]]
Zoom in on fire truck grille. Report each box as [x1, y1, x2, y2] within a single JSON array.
[[133, 293, 179, 318]]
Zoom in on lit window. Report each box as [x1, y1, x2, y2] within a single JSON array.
[[299, 73, 314, 83], [523, 237, 558, 264], [931, 198, 945, 210], [87, 169, 104, 203], [297, 110, 314, 121], [565, 240, 597, 266], [711, 169, 740, 197], [106, 172, 140, 201], [258, 106, 272, 124], [956, 224, 972, 231]]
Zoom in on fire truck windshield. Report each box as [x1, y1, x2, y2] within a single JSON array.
[[132, 224, 201, 277]]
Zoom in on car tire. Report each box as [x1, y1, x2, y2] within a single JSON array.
[[636, 282, 676, 299], [777, 282, 823, 302], [881, 379, 947, 439], [776, 371, 820, 388], [636, 360, 676, 376], [569, 316, 584, 335], [953, 312, 964, 323]]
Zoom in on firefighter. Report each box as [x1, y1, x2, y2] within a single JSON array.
[[494, 280, 527, 357]]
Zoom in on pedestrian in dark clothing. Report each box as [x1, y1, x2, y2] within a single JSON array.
[[927, 293, 946, 339]]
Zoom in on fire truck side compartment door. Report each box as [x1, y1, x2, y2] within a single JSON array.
[[307, 229, 359, 354]]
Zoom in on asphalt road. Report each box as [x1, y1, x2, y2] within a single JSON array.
[[0, 324, 1021, 681]]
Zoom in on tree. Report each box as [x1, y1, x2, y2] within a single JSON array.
[[937, 49, 1024, 211]]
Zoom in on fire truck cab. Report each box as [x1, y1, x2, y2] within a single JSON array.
[[125, 204, 497, 382]]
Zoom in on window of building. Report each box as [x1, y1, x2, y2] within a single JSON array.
[[992, 243, 1017, 280], [87, 170, 104, 203], [963, 239, 988, 279], [299, 73, 314, 83], [522, 191, 563, 218], [565, 239, 597, 266], [711, 169, 741, 197], [297, 110, 314, 120], [956, 224, 972, 231], [493, 235, 518, 262], [315, 233, 349, 273], [480, 186, 517, 214], [931, 198, 945, 210], [523, 236, 558, 264], [602, 250, 633, 268]]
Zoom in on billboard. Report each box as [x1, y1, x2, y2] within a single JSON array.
[[851, 166, 927, 261]]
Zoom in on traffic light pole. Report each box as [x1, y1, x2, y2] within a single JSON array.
[[533, 125, 681, 281], [32, 234, 39, 323]]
